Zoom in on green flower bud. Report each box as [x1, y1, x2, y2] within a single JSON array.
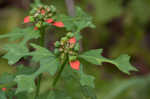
[[51, 5, 56, 12], [74, 43, 80, 51], [69, 55, 77, 61], [59, 48, 63, 52], [43, 22, 48, 26], [54, 41, 61, 47], [30, 10, 36, 14], [61, 37, 68, 42], [29, 16, 34, 22], [54, 48, 60, 55], [60, 53, 65, 60], [35, 22, 41, 28], [67, 32, 74, 38], [69, 51, 77, 55]]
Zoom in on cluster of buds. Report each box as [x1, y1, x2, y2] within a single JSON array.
[[24, 4, 64, 30], [54, 32, 80, 70]]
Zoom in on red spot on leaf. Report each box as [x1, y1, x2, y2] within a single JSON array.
[[53, 22, 64, 27], [45, 18, 53, 23], [2, 88, 6, 91], [70, 60, 80, 70], [24, 16, 30, 23], [69, 37, 76, 44]]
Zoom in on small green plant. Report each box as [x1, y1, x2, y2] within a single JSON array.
[[0, 1, 137, 99]]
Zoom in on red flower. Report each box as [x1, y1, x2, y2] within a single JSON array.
[[53, 22, 64, 27], [2, 88, 6, 91], [45, 18, 53, 23], [69, 37, 76, 44], [24, 16, 30, 23], [41, 9, 46, 15], [69, 60, 80, 70], [34, 26, 38, 30]]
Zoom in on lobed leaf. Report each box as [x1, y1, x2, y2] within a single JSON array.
[[15, 75, 36, 94], [80, 49, 138, 74], [0, 27, 40, 44], [56, 7, 95, 33], [78, 64, 95, 88], [3, 43, 29, 65], [30, 44, 59, 76]]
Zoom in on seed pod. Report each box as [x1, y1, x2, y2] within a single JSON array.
[[54, 41, 61, 47]]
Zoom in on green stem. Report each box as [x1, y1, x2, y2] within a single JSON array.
[[52, 56, 68, 87], [35, 28, 45, 99]]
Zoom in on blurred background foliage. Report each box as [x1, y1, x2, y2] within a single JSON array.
[[0, 0, 150, 99]]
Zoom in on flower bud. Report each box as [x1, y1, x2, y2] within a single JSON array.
[[60, 53, 65, 60], [67, 32, 74, 38], [69, 55, 77, 61], [54, 48, 60, 55], [59, 48, 63, 52], [29, 16, 34, 22], [61, 37, 68, 42], [74, 43, 80, 51], [35, 22, 41, 28], [54, 41, 60, 47]]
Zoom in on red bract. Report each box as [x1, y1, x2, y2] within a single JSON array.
[[2, 88, 6, 91], [45, 18, 53, 23], [24, 16, 30, 23], [41, 9, 46, 15], [53, 22, 64, 27], [69, 60, 80, 70], [69, 37, 76, 44], [34, 26, 38, 30]]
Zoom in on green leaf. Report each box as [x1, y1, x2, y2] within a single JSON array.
[[81, 86, 97, 99], [3, 43, 29, 65], [16, 65, 37, 75], [30, 44, 59, 76], [15, 75, 35, 94], [80, 49, 138, 74], [0, 27, 40, 44], [0, 91, 6, 99], [78, 65, 95, 88], [80, 74, 95, 88], [30, 43, 54, 62], [79, 49, 106, 65], [111, 54, 138, 74], [0, 73, 15, 84], [47, 90, 72, 99], [35, 57, 59, 76], [56, 7, 95, 32]]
